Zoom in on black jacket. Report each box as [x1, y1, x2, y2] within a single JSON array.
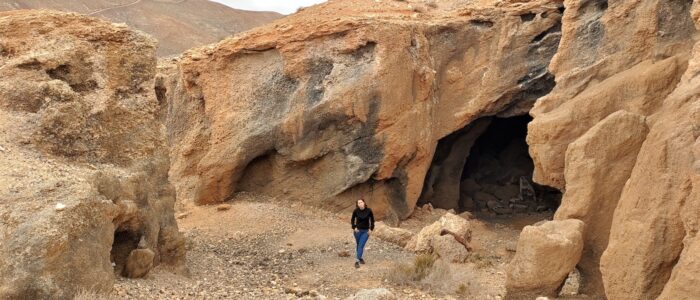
[[351, 207, 375, 231]]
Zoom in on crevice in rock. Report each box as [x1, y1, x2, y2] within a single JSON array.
[[520, 13, 536, 22], [532, 23, 562, 43], [470, 19, 494, 28], [418, 115, 561, 215]]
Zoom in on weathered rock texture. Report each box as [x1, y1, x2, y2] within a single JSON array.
[[405, 213, 472, 262], [526, 0, 700, 298], [0, 10, 184, 298], [506, 219, 584, 299], [373, 222, 414, 247], [159, 0, 698, 298], [165, 0, 564, 220]]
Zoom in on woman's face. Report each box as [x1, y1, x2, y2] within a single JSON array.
[[357, 199, 366, 209]]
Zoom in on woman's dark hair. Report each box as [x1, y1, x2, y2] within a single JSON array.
[[356, 198, 367, 209]]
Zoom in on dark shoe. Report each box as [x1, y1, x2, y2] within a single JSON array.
[[354, 262, 360, 268], [359, 258, 365, 265]]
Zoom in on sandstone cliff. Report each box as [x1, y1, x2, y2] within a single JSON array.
[[0, 10, 184, 298], [165, 0, 564, 223]]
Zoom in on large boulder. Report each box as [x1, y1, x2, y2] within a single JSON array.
[[506, 219, 585, 299], [163, 0, 564, 218], [405, 213, 472, 262], [0, 10, 184, 299], [373, 222, 414, 247]]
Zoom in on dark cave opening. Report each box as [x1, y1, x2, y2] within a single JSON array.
[[111, 229, 141, 276], [418, 115, 561, 215]]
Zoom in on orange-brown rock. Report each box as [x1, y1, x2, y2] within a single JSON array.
[[527, 0, 699, 298], [0, 10, 184, 299], [553, 110, 648, 293], [506, 219, 584, 299], [165, 0, 565, 220]]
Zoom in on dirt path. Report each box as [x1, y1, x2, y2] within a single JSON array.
[[112, 193, 554, 299]]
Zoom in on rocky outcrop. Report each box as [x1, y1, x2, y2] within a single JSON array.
[[405, 213, 472, 262], [553, 110, 648, 293], [0, 10, 184, 298], [506, 219, 584, 299], [527, 0, 699, 298], [164, 0, 564, 218]]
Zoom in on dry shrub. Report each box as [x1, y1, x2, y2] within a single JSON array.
[[468, 253, 499, 269], [385, 253, 437, 284], [386, 254, 483, 297]]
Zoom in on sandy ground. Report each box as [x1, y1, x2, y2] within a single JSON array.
[[111, 192, 561, 299]]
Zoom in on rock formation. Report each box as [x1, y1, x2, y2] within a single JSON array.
[[505, 219, 584, 299], [405, 213, 472, 262], [162, 0, 699, 297], [373, 221, 415, 247], [165, 0, 565, 221], [527, 0, 699, 298], [0, 10, 184, 298], [1, 0, 697, 298]]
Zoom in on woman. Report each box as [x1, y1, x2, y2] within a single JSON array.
[[351, 198, 375, 268]]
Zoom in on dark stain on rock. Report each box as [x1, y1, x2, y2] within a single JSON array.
[[252, 71, 299, 120]]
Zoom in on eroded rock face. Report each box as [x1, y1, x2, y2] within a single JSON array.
[[527, 0, 699, 298], [553, 110, 649, 293], [506, 219, 584, 299], [0, 11, 184, 299], [164, 0, 564, 218]]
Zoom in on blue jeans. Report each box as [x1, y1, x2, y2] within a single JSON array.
[[354, 229, 369, 262]]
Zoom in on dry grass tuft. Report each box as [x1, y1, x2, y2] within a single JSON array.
[[385, 253, 437, 284]]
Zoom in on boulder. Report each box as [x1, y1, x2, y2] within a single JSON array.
[[506, 219, 584, 298], [405, 213, 472, 262], [0, 11, 184, 299], [124, 249, 156, 278], [373, 222, 414, 247]]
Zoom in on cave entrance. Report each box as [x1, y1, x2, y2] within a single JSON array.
[[111, 229, 141, 276], [418, 115, 561, 216]]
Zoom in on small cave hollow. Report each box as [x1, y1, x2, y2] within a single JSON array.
[[418, 115, 561, 217], [111, 229, 141, 277]]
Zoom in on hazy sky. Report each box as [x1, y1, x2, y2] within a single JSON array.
[[211, 0, 327, 14]]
